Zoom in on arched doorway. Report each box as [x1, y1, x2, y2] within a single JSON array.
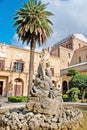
[[62, 81, 68, 94], [14, 78, 24, 96], [0, 81, 3, 95]]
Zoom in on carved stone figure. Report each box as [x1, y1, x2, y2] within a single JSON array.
[[30, 48, 61, 99], [26, 48, 62, 116]]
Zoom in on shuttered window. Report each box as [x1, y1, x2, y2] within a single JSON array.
[[0, 60, 5, 71], [13, 62, 24, 72]]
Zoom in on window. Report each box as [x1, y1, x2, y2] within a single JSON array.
[[79, 43, 81, 48], [68, 53, 70, 58], [79, 56, 81, 63], [50, 68, 54, 76], [0, 60, 5, 71], [66, 43, 72, 49], [68, 62, 70, 66], [13, 62, 24, 72]]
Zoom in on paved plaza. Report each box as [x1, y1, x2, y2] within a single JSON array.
[[0, 97, 87, 110], [0, 97, 26, 109]]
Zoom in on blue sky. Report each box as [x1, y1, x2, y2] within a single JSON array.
[[1, 0, 87, 51], [0, 0, 27, 44]]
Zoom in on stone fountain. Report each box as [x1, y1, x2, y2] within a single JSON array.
[[0, 49, 84, 130]]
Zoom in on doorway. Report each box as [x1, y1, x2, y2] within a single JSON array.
[[14, 78, 24, 96], [0, 81, 3, 95], [62, 81, 68, 94]]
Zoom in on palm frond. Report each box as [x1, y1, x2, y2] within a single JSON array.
[[45, 11, 54, 16], [13, 0, 53, 45]]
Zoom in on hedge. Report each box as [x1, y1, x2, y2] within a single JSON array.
[[8, 96, 28, 102]]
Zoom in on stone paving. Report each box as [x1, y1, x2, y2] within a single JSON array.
[[64, 102, 87, 110], [0, 97, 26, 110], [0, 97, 87, 110]]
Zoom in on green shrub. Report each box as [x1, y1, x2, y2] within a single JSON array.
[[21, 96, 28, 102], [66, 68, 79, 76], [62, 94, 69, 102], [62, 88, 80, 102], [8, 96, 28, 102], [8, 96, 22, 102], [66, 88, 80, 102], [69, 74, 87, 102]]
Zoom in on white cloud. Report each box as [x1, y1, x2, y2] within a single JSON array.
[[11, 0, 87, 50], [43, 0, 87, 44], [11, 34, 23, 47], [11, 34, 43, 52]]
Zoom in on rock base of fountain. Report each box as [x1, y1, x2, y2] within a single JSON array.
[[0, 106, 83, 130]]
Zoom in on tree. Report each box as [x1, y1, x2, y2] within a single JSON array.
[[69, 74, 87, 102], [13, 0, 53, 96], [66, 68, 79, 77], [66, 88, 80, 102]]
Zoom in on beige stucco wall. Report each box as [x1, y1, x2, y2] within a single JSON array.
[[0, 44, 60, 97]]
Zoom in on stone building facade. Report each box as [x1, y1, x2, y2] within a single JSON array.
[[51, 34, 87, 94], [0, 44, 60, 97]]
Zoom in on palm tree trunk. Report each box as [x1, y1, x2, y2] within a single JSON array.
[[28, 38, 36, 97]]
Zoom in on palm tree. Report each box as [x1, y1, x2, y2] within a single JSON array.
[[13, 0, 53, 96]]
